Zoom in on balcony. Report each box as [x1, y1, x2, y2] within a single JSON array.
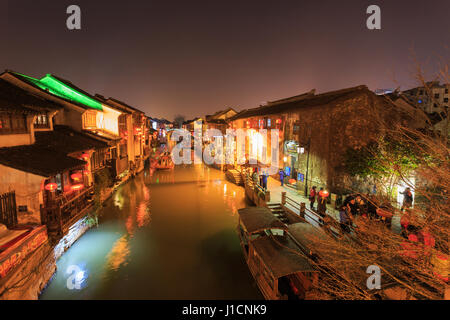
[[33, 123, 51, 130], [41, 186, 94, 237]]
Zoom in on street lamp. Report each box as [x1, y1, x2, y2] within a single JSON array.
[[303, 138, 311, 197]]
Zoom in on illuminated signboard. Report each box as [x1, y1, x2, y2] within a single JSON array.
[[0, 227, 48, 279]]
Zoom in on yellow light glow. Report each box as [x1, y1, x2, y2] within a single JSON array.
[[95, 105, 121, 135]]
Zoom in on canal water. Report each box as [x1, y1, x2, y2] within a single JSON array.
[[40, 164, 262, 299]]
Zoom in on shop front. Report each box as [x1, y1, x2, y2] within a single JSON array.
[[283, 140, 300, 187]]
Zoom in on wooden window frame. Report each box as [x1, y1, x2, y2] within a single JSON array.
[[0, 114, 28, 135]]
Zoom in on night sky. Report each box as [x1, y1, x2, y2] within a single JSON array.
[[1, 0, 449, 120]]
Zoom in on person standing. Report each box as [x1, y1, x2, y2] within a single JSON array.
[[309, 186, 317, 210], [345, 196, 358, 218], [279, 169, 285, 186], [401, 187, 413, 212], [317, 187, 328, 217], [259, 169, 263, 187], [372, 184, 377, 195], [252, 168, 258, 185], [400, 208, 411, 238], [262, 171, 268, 191], [339, 205, 353, 234]]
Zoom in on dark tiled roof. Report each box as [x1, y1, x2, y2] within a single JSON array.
[[150, 117, 172, 124], [43, 74, 124, 114], [0, 79, 62, 114], [159, 118, 172, 124], [211, 108, 236, 117], [183, 117, 202, 125], [229, 85, 370, 120], [107, 97, 145, 114], [34, 125, 109, 154], [81, 130, 121, 144], [266, 89, 316, 106], [94, 95, 132, 115], [0, 145, 86, 177], [206, 118, 227, 125], [206, 107, 238, 120], [50, 74, 103, 105]]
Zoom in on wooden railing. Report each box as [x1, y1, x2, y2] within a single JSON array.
[[0, 191, 17, 229], [41, 186, 94, 235], [281, 193, 323, 223], [281, 192, 340, 238], [33, 123, 51, 130], [243, 173, 271, 203]]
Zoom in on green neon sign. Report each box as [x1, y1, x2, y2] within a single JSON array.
[[14, 72, 103, 111]]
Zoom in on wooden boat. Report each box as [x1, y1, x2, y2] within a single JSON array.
[[237, 207, 319, 300], [150, 154, 174, 170]]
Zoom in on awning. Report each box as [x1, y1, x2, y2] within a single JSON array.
[[0, 145, 86, 177], [252, 235, 317, 278], [238, 207, 287, 234], [288, 222, 329, 252]]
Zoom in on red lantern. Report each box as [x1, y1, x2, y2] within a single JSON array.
[[71, 184, 84, 191], [71, 172, 82, 181], [319, 190, 329, 198], [45, 183, 58, 192], [81, 153, 89, 160]]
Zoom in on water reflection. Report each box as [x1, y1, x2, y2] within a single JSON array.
[[40, 164, 262, 299], [106, 235, 130, 272]]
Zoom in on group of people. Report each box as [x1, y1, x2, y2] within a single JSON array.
[[336, 188, 423, 240], [251, 168, 269, 191], [336, 193, 397, 234], [338, 194, 371, 233], [308, 186, 329, 217]]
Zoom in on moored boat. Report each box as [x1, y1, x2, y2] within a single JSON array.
[[150, 153, 174, 170], [237, 207, 319, 300]]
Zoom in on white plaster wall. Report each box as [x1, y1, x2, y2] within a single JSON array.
[[0, 165, 45, 224]]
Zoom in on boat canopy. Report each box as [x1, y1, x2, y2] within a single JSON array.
[[288, 222, 329, 252], [251, 235, 317, 278], [238, 207, 287, 234]]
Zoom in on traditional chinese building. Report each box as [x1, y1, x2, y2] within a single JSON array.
[[0, 71, 128, 179], [204, 107, 237, 134], [98, 96, 150, 173], [0, 81, 94, 298], [228, 86, 402, 195]]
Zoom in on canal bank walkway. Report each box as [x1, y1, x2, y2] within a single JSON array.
[[265, 176, 402, 233], [266, 177, 340, 221]]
